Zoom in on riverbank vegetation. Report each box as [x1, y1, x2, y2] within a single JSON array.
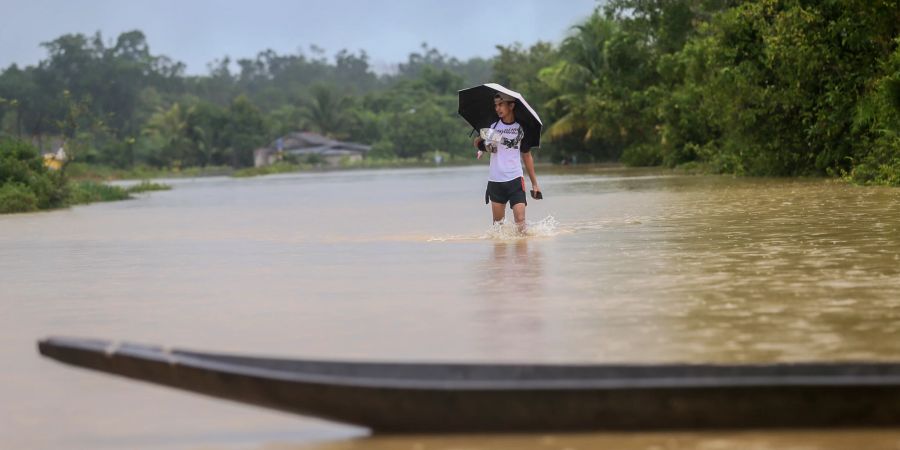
[[0, 138, 170, 213], [526, 0, 900, 186], [0, 0, 898, 186]]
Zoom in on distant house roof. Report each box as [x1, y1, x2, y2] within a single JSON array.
[[263, 132, 371, 156]]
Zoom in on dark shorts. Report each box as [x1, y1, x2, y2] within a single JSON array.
[[485, 177, 527, 209]]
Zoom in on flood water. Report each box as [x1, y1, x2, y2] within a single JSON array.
[[3, 165, 900, 449]]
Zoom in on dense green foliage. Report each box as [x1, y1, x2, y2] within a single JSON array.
[[0, 138, 171, 213], [497, 0, 900, 183], [0, 138, 67, 212], [0, 35, 486, 170], [2, 3, 899, 184]]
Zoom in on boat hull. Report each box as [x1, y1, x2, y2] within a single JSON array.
[[38, 337, 900, 432]]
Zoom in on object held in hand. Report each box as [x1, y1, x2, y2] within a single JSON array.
[[530, 190, 543, 200], [479, 128, 502, 152]]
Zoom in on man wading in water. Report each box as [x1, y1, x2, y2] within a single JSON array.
[[474, 92, 542, 233]]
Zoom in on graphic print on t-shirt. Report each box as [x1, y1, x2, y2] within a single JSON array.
[[500, 128, 524, 149], [488, 121, 526, 182]]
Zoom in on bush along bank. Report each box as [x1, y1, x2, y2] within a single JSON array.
[[0, 138, 169, 214]]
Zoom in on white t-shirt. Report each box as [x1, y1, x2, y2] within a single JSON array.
[[488, 120, 526, 182]]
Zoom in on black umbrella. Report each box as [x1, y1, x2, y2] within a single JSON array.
[[458, 83, 543, 150]]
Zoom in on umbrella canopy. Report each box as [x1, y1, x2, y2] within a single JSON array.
[[458, 83, 543, 150]]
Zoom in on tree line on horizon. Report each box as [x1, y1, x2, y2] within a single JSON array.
[[1, 0, 900, 185], [0, 31, 492, 169]]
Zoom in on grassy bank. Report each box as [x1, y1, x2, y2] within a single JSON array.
[[0, 179, 171, 214], [65, 162, 234, 181], [68, 180, 172, 206], [232, 161, 312, 178]]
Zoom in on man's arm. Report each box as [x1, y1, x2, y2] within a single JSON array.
[[522, 151, 540, 195]]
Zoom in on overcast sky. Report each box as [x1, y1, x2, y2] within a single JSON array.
[[0, 0, 600, 74]]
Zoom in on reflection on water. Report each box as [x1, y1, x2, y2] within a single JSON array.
[[479, 240, 544, 295], [470, 241, 547, 354], [3, 166, 900, 449]]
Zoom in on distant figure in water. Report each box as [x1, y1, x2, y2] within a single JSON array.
[[474, 92, 542, 233]]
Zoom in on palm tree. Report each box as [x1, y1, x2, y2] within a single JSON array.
[[142, 103, 190, 167], [540, 13, 620, 143], [303, 84, 348, 138]]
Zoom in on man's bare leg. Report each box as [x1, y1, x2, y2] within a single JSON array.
[[491, 201, 506, 224], [512, 203, 526, 233]]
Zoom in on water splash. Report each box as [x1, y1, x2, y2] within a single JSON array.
[[484, 215, 561, 240], [428, 215, 561, 242]]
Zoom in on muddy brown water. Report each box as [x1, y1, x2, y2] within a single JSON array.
[[3, 165, 900, 449]]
